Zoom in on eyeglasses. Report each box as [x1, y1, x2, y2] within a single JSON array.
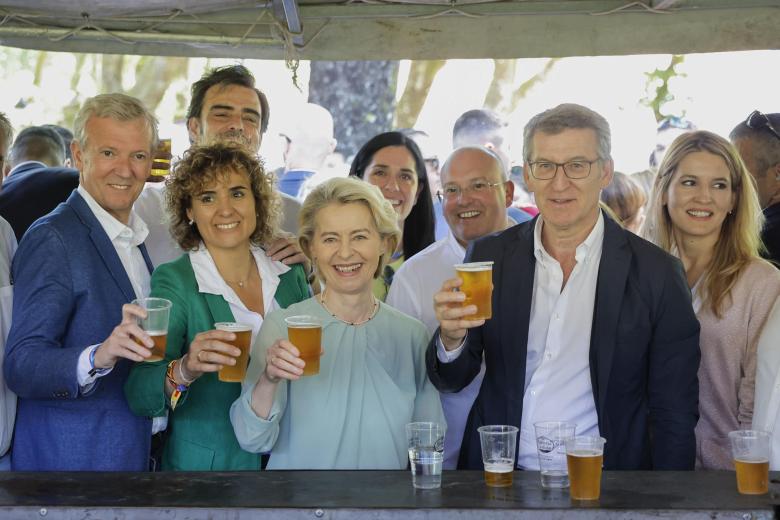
[[746, 110, 780, 141], [527, 159, 601, 180], [437, 180, 502, 202]]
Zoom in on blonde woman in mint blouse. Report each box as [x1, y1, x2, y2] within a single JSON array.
[[231, 177, 444, 469]]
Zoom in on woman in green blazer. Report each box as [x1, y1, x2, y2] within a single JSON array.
[[125, 143, 309, 471]]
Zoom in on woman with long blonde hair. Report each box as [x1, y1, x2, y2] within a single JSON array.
[[642, 130, 780, 469]]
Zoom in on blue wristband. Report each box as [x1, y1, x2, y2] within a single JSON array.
[[88, 346, 98, 377]]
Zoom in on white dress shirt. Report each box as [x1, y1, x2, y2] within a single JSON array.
[[0, 216, 17, 463], [438, 212, 605, 469], [188, 243, 290, 344], [751, 299, 780, 468], [387, 230, 486, 469], [75, 186, 151, 387]]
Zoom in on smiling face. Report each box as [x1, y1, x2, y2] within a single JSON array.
[[524, 128, 612, 240], [664, 150, 735, 244], [362, 145, 421, 224], [186, 168, 257, 254], [310, 202, 387, 297], [187, 84, 263, 153], [441, 148, 513, 247], [73, 116, 152, 224]]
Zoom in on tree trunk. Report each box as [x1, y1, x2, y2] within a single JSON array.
[[128, 56, 189, 113], [394, 60, 446, 129], [484, 58, 558, 114], [101, 55, 125, 94], [308, 61, 399, 160], [33, 52, 48, 87]]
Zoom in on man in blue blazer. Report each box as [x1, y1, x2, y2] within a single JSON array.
[[426, 104, 701, 471], [4, 93, 160, 471], [0, 125, 79, 242]]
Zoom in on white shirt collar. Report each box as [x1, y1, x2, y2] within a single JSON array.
[[189, 243, 291, 308], [533, 210, 605, 265], [77, 185, 148, 246], [445, 229, 467, 259]]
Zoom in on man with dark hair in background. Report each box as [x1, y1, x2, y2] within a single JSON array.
[[135, 64, 304, 267], [0, 125, 79, 241], [731, 111, 780, 266]]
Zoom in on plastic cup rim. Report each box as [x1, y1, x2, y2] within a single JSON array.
[[132, 297, 172, 310], [455, 261, 494, 272], [214, 322, 253, 332], [284, 314, 322, 327]]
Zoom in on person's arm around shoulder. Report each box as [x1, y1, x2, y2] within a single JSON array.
[[647, 257, 701, 470]]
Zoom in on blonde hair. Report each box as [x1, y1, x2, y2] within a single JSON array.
[[642, 130, 766, 317], [73, 93, 158, 150], [299, 177, 400, 279]]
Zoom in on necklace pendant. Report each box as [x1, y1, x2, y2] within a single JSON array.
[[238, 281, 244, 288]]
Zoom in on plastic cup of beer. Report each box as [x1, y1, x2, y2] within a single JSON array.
[[565, 436, 606, 500], [454, 261, 494, 320], [477, 425, 518, 487], [405, 422, 445, 489], [131, 297, 171, 362], [534, 421, 577, 488], [214, 322, 252, 383], [284, 315, 322, 376], [729, 429, 770, 495], [151, 138, 172, 178]]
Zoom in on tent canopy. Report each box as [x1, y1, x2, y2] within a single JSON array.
[[0, 0, 777, 60]]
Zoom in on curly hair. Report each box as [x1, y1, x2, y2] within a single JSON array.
[[165, 142, 280, 251]]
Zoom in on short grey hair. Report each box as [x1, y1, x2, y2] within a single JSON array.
[[73, 93, 158, 150], [523, 103, 611, 162], [441, 146, 508, 182]]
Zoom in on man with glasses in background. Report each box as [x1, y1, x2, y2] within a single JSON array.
[[730, 110, 780, 266], [387, 146, 529, 469], [426, 103, 701, 471]]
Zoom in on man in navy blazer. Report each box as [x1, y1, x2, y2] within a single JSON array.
[[0, 125, 79, 242], [4, 93, 160, 471], [426, 104, 701, 471]]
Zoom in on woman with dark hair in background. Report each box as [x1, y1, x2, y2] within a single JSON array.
[[349, 131, 435, 300]]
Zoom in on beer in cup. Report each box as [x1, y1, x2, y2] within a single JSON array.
[[455, 262, 493, 320], [151, 138, 172, 178], [729, 430, 770, 495], [132, 297, 172, 362], [284, 315, 322, 376], [405, 422, 445, 489], [534, 421, 577, 488], [214, 322, 252, 383], [477, 425, 518, 487], [565, 436, 606, 500]]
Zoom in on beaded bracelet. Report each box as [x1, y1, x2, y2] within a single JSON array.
[[166, 360, 189, 411]]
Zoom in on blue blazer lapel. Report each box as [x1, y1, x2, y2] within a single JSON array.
[[589, 215, 631, 417], [68, 191, 137, 302]]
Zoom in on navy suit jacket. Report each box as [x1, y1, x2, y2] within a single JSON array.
[[4, 191, 153, 471], [0, 162, 79, 242], [426, 214, 701, 470]]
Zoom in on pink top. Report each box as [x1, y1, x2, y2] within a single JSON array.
[[694, 259, 780, 469]]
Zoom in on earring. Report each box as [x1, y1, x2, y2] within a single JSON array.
[[188, 219, 194, 226]]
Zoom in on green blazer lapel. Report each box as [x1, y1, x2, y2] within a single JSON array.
[[204, 292, 236, 324]]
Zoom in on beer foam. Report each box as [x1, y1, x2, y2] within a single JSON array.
[[567, 449, 602, 458], [214, 322, 253, 332], [146, 330, 167, 336], [454, 261, 494, 272]]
